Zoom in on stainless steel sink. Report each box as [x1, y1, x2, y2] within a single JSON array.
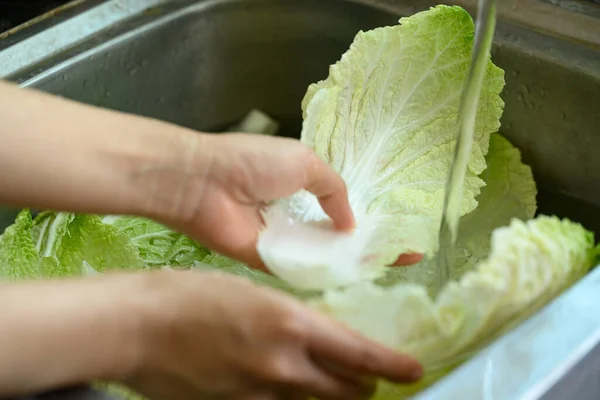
[[1, 0, 600, 399]]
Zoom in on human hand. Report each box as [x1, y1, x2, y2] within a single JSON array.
[[0, 81, 421, 271], [122, 270, 423, 400], [163, 133, 422, 270]]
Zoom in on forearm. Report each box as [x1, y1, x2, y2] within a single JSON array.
[[0, 274, 144, 396], [0, 80, 207, 221]]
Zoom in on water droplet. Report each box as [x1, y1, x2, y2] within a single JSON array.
[[511, 70, 520, 77], [517, 93, 524, 103], [561, 113, 567, 120], [540, 90, 548, 98]]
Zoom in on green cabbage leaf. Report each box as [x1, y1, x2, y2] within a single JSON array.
[[256, 5, 505, 290]]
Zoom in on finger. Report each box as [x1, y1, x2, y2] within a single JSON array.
[[202, 202, 272, 273], [314, 359, 377, 388], [225, 235, 271, 274], [308, 315, 423, 383], [303, 152, 355, 231], [391, 253, 424, 266], [286, 357, 373, 400]]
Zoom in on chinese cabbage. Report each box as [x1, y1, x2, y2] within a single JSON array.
[[102, 215, 209, 267], [0, 210, 40, 280], [0, 211, 145, 280], [390, 133, 538, 288], [257, 5, 505, 290], [311, 216, 596, 398]]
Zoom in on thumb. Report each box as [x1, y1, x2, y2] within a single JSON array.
[[303, 152, 355, 232]]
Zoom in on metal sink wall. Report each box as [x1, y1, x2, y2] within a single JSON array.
[[1, 0, 600, 399]]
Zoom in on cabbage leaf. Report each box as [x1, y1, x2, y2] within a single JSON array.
[[453, 133, 537, 276], [0, 210, 40, 280], [390, 133, 538, 288], [311, 216, 596, 399], [257, 5, 505, 290], [102, 215, 209, 267], [0, 211, 145, 279]]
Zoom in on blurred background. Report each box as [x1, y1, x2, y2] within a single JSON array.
[[0, 0, 72, 32]]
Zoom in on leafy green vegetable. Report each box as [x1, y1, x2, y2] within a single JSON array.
[[31, 211, 73, 259], [95, 382, 146, 400], [0, 211, 145, 280], [311, 216, 596, 398], [0, 210, 40, 279], [453, 133, 537, 275], [257, 5, 505, 290], [391, 133, 538, 288], [102, 215, 209, 267], [53, 215, 145, 275]]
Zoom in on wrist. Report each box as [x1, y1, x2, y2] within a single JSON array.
[[87, 273, 149, 382], [113, 270, 191, 385], [0, 81, 211, 221], [0, 274, 146, 395], [120, 120, 212, 227]]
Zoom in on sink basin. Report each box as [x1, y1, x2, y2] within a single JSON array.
[[1, 0, 600, 399]]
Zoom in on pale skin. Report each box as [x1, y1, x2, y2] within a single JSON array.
[[0, 80, 424, 400]]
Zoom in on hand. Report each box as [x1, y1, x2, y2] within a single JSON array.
[[123, 270, 423, 400], [0, 80, 421, 270], [165, 133, 423, 270]]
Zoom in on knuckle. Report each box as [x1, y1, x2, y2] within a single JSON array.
[[260, 354, 298, 383], [303, 148, 320, 173], [359, 348, 383, 372], [275, 313, 308, 340], [303, 146, 318, 163], [227, 163, 256, 203], [253, 301, 310, 342], [228, 161, 249, 188]]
